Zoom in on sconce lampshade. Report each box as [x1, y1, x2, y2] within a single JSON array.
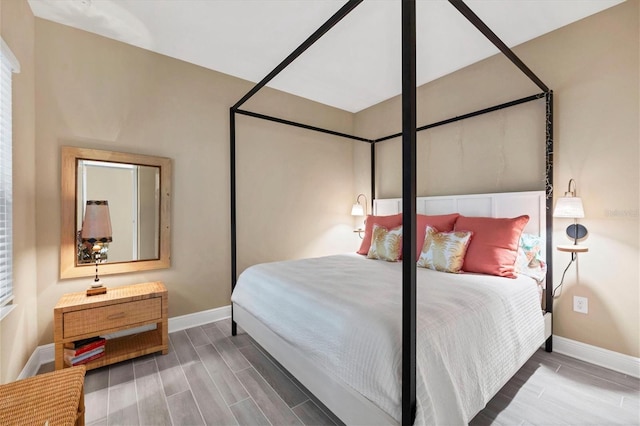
[[553, 179, 588, 244], [351, 193, 368, 217], [81, 200, 113, 244], [553, 196, 585, 218], [351, 203, 365, 216]]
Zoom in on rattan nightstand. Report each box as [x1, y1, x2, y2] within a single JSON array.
[[54, 282, 168, 370]]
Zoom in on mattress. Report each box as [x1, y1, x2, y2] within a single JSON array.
[[231, 254, 546, 425]]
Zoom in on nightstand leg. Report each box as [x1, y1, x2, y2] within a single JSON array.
[[55, 342, 65, 370]]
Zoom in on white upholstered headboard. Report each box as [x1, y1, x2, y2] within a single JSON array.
[[374, 191, 546, 258]]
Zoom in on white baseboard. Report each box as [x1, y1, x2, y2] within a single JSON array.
[[168, 304, 231, 333], [22, 310, 639, 382], [20, 305, 232, 378], [17, 343, 54, 380], [553, 335, 640, 378]]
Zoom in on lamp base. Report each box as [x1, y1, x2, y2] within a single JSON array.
[[86, 286, 107, 296]]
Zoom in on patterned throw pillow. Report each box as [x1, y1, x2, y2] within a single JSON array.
[[417, 226, 473, 273], [518, 233, 544, 264], [515, 233, 547, 282], [357, 214, 403, 255], [414, 214, 460, 260], [367, 224, 403, 262]]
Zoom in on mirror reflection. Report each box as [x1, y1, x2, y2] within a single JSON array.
[[76, 160, 160, 265]]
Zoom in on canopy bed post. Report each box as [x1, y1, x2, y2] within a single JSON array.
[[545, 90, 554, 351], [371, 141, 376, 206], [401, 0, 417, 424], [230, 107, 238, 336]]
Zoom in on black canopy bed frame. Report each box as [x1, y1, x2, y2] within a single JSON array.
[[229, 1, 554, 424]]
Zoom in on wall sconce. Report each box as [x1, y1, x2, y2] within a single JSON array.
[[351, 193, 368, 238], [81, 200, 112, 296], [552, 179, 587, 297], [553, 179, 588, 253]]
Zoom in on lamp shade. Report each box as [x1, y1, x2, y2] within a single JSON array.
[[81, 200, 113, 243], [351, 203, 364, 216], [553, 196, 585, 218]]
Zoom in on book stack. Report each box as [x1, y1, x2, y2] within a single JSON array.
[[64, 336, 106, 366]]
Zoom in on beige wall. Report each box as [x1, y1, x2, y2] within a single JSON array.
[[354, 1, 639, 357], [33, 19, 359, 349], [236, 116, 357, 272], [0, 0, 38, 383], [362, 102, 545, 198]]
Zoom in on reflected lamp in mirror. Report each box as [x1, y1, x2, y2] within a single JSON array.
[[81, 200, 112, 295], [553, 179, 588, 253], [351, 193, 368, 238]]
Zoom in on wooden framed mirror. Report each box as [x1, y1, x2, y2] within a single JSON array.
[[61, 146, 171, 279]]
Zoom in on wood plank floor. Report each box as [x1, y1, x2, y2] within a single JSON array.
[[39, 318, 639, 425]]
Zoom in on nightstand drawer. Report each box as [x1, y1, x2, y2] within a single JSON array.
[[63, 297, 162, 339]]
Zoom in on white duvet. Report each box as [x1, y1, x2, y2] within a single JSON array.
[[231, 254, 545, 425]]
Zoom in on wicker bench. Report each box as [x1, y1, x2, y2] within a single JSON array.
[[0, 365, 86, 426]]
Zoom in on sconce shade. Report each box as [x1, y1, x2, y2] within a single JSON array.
[[351, 193, 368, 217], [553, 196, 585, 218], [351, 203, 365, 216], [81, 200, 113, 244]]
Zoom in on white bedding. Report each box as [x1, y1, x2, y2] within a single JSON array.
[[231, 254, 546, 425]]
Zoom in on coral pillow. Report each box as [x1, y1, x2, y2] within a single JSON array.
[[367, 225, 403, 262], [357, 213, 403, 255], [416, 214, 460, 259], [417, 226, 472, 273], [455, 215, 529, 278]]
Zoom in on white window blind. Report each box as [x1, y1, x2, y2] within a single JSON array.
[[0, 38, 19, 319]]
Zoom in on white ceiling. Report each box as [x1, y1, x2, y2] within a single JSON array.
[[27, 0, 623, 113]]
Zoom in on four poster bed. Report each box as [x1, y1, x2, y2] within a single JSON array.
[[229, 0, 554, 425]]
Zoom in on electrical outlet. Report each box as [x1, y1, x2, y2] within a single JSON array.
[[573, 296, 589, 314]]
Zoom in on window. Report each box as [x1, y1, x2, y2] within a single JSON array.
[[0, 38, 20, 321]]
